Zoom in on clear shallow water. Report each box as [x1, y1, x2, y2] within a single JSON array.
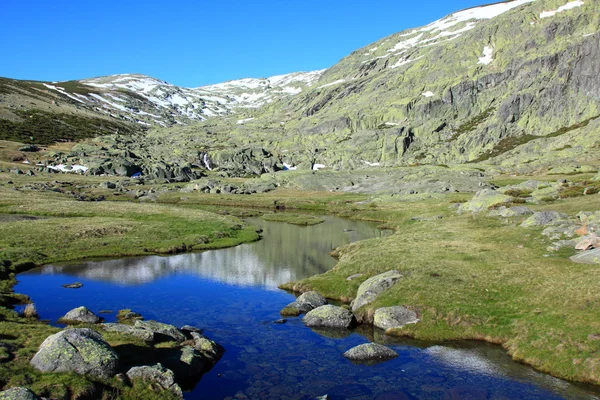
[[15, 216, 600, 400]]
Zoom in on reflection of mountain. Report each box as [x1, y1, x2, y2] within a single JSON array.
[[35, 216, 384, 289]]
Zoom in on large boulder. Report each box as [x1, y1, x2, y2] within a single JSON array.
[[0, 387, 39, 400], [458, 189, 512, 213], [520, 211, 569, 227], [343, 343, 398, 361], [59, 306, 101, 324], [30, 328, 118, 379], [488, 206, 533, 218], [126, 363, 183, 398], [570, 249, 600, 264], [351, 270, 403, 312], [134, 320, 186, 343], [374, 306, 419, 330], [303, 305, 356, 329], [101, 323, 155, 343], [296, 291, 328, 309]]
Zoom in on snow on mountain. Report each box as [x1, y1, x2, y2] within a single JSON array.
[[75, 70, 324, 128]]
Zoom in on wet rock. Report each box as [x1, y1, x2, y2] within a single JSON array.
[[30, 328, 119, 379], [59, 306, 101, 324], [101, 323, 155, 343], [374, 306, 419, 330], [134, 320, 186, 343], [303, 305, 356, 329], [343, 343, 398, 361], [296, 291, 328, 309], [458, 189, 512, 213], [62, 282, 83, 289], [126, 363, 183, 398], [0, 387, 39, 400], [520, 211, 569, 227], [351, 270, 403, 312]]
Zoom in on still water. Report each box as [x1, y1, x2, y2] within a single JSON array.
[[16, 216, 600, 399]]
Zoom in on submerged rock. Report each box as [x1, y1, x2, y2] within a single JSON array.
[[161, 345, 207, 378], [303, 305, 356, 329], [374, 306, 419, 330], [30, 328, 118, 379], [59, 306, 101, 324], [0, 387, 39, 400], [343, 343, 398, 361], [126, 363, 183, 398], [62, 282, 83, 289], [351, 270, 403, 312]]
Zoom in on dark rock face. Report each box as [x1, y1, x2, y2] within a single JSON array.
[[30, 328, 119, 379]]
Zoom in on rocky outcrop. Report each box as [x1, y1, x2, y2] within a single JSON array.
[[134, 320, 186, 343], [351, 270, 403, 312], [30, 328, 118, 379], [373, 306, 419, 330], [59, 306, 101, 324], [101, 323, 155, 343], [126, 364, 183, 398], [343, 343, 398, 361], [458, 189, 513, 213], [0, 387, 39, 400], [520, 211, 569, 227], [489, 206, 533, 218], [303, 305, 356, 329], [570, 249, 600, 265]]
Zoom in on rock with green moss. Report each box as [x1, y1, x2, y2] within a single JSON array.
[[30, 328, 118, 379], [530, 185, 562, 202], [521, 211, 569, 228], [458, 189, 513, 213], [280, 301, 312, 317], [351, 270, 403, 312], [134, 320, 186, 343], [373, 306, 419, 330], [59, 306, 101, 325], [0, 388, 39, 400], [343, 343, 398, 362], [303, 305, 356, 329], [126, 363, 183, 399], [189, 332, 224, 361]]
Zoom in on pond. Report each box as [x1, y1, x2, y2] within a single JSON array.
[[15, 216, 600, 399]]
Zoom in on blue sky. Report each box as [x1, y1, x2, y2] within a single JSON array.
[[1, 0, 488, 87]]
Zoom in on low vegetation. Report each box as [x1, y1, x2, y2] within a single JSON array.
[[261, 213, 324, 225]]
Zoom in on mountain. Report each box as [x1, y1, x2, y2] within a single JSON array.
[[1, 0, 599, 178]]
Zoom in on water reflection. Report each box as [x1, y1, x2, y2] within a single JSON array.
[[28, 216, 387, 289]]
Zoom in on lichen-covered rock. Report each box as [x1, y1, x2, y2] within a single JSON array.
[[571, 249, 600, 264], [458, 189, 512, 213], [59, 306, 101, 324], [530, 185, 562, 202], [489, 206, 533, 218], [343, 343, 398, 361], [296, 291, 328, 309], [101, 323, 155, 343], [280, 301, 313, 317], [303, 305, 356, 329], [30, 328, 118, 379], [374, 306, 419, 330], [134, 320, 186, 343], [189, 332, 224, 361], [0, 387, 39, 400], [521, 211, 569, 227], [351, 270, 403, 312], [126, 363, 183, 398]]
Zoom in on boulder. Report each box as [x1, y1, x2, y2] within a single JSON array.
[[303, 305, 356, 329], [0, 388, 39, 400], [126, 363, 183, 398], [351, 270, 403, 312], [489, 206, 533, 218], [374, 306, 419, 330], [189, 332, 224, 361], [575, 235, 600, 251], [62, 282, 83, 289], [296, 291, 328, 309], [101, 323, 155, 343], [530, 185, 561, 202], [59, 306, 101, 324], [570, 249, 600, 264], [180, 325, 203, 339], [343, 343, 398, 361], [458, 189, 512, 213], [521, 211, 569, 227], [30, 328, 118, 379], [161, 346, 207, 378], [134, 320, 186, 343], [280, 301, 312, 317]]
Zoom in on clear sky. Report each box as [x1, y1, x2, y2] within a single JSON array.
[[1, 0, 489, 87]]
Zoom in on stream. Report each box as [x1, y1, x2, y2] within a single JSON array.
[[15, 216, 600, 399]]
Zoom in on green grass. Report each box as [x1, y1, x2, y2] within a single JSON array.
[[261, 213, 324, 225]]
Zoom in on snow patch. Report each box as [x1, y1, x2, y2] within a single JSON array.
[[540, 1, 584, 18], [477, 46, 494, 65], [282, 162, 297, 171], [48, 164, 88, 173], [237, 118, 255, 124], [422, 91, 435, 97], [363, 161, 380, 167], [312, 164, 326, 171], [317, 79, 346, 89], [385, 122, 400, 126], [390, 56, 424, 69]]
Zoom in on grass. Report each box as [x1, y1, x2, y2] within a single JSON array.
[[261, 213, 325, 226]]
